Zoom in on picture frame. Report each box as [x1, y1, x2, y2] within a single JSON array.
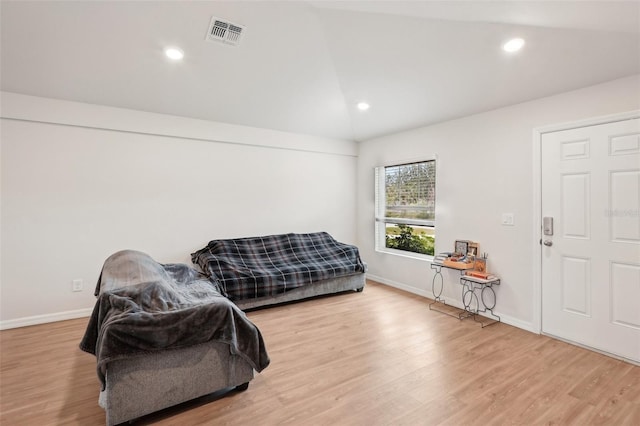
[[454, 240, 470, 256], [454, 240, 479, 257]]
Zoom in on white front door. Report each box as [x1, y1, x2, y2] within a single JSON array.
[[541, 117, 640, 363]]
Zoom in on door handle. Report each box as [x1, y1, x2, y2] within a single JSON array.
[[543, 240, 553, 247]]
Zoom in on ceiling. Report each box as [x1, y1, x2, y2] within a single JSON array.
[[1, 1, 639, 142]]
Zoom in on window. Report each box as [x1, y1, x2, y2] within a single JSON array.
[[375, 160, 436, 257]]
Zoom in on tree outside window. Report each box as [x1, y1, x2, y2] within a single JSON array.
[[375, 160, 436, 256]]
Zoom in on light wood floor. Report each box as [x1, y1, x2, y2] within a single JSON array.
[[1, 280, 638, 425]]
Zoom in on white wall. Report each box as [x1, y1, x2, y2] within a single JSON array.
[[0, 92, 358, 327], [357, 74, 640, 331]]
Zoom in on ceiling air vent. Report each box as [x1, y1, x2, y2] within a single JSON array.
[[206, 16, 244, 46]]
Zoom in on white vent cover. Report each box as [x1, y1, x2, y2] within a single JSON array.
[[206, 16, 244, 46]]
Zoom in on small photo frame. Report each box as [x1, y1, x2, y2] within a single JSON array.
[[454, 240, 469, 256]]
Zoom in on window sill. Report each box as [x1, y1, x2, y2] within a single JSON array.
[[376, 247, 434, 262]]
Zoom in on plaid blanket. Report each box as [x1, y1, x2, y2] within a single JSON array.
[[191, 232, 365, 300]]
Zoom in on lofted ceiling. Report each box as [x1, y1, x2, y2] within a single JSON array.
[[1, 1, 639, 142]]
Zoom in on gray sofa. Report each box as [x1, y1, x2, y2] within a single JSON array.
[[191, 232, 367, 308], [80, 250, 269, 425], [100, 341, 254, 425], [234, 271, 366, 311]]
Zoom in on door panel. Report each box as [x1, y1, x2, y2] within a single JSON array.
[[610, 262, 640, 329], [609, 133, 639, 155], [561, 173, 590, 238], [610, 170, 640, 242], [541, 117, 640, 363], [561, 256, 590, 316]]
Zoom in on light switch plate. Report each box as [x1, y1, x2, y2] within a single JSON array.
[[502, 213, 515, 226]]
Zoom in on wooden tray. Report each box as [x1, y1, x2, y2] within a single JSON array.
[[443, 259, 475, 270]]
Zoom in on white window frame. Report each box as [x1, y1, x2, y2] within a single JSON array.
[[375, 157, 437, 260]]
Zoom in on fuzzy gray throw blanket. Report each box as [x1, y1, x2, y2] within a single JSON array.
[[79, 250, 270, 388]]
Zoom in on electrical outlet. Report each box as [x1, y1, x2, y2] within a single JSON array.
[[72, 279, 83, 292], [501, 213, 515, 226]]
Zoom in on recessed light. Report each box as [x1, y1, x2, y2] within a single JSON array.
[[357, 102, 370, 111], [503, 38, 525, 53], [164, 47, 184, 60]]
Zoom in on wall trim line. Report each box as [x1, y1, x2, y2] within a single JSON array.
[[1, 117, 357, 158], [0, 308, 93, 330]]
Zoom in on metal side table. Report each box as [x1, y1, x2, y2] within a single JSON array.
[[429, 262, 501, 328]]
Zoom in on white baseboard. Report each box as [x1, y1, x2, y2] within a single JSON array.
[[495, 313, 537, 333], [0, 308, 93, 330], [367, 274, 537, 334], [367, 274, 432, 298]]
